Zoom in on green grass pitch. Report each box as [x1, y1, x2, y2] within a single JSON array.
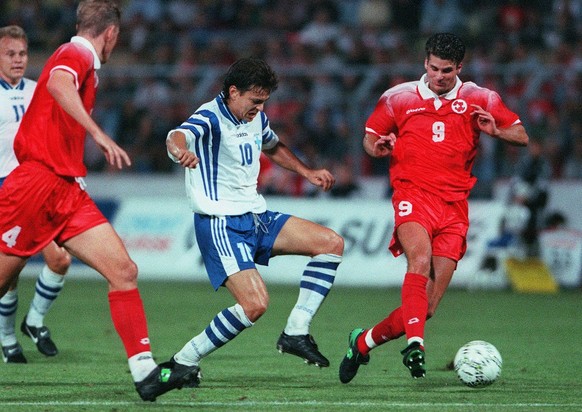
[[1, 277, 581, 411]]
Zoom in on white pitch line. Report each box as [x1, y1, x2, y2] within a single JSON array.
[[1, 401, 581, 408]]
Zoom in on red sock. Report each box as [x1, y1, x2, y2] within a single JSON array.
[[108, 288, 151, 358], [375, 307, 406, 343], [401, 272, 428, 342], [357, 308, 405, 356], [356, 308, 404, 356]]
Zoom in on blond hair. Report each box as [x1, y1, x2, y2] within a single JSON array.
[[76, 0, 121, 37], [0, 25, 28, 44]]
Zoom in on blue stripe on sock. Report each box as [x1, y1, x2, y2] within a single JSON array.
[[204, 325, 225, 348], [302, 270, 336, 284], [34, 286, 58, 301], [204, 308, 248, 348], [307, 261, 340, 270], [0, 301, 17, 316], [214, 316, 237, 341], [221, 308, 246, 332], [300, 280, 331, 297], [37, 279, 63, 294]]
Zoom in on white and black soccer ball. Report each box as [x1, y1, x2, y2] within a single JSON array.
[[453, 340, 502, 388]]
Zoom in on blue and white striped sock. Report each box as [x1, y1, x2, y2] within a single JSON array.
[[175, 303, 253, 366], [26, 265, 65, 327], [284, 253, 342, 336], [0, 289, 18, 346]]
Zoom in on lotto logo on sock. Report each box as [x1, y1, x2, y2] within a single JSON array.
[[140, 337, 150, 345], [407, 317, 420, 325]]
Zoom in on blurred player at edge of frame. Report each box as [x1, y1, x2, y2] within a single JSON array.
[[165, 57, 344, 380], [338, 32, 529, 383], [0, 25, 71, 364], [0, 1, 199, 401]]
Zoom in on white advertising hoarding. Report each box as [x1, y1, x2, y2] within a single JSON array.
[[20, 196, 506, 287], [109, 197, 505, 288]]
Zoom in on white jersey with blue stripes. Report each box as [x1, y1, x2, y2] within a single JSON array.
[[168, 93, 279, 216], [0, 77, 36, 178]]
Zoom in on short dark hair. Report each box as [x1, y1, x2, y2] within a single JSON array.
[[425, 33, 465, 65], [0, 25, 28, 43], [76, 0, 121, 37], [221, 58, 279, 99]]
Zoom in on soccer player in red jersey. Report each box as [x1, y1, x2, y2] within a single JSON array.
[[0, 24, 71, 364], [339, 33, 529, 383], [0, 0, 198, 401]]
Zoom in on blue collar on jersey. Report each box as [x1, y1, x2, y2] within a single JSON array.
[[215, 92, 246, 126], [0, 78, 25, 90]]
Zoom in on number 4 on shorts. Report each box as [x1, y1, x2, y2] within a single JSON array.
[[2, 226, 22, 248]]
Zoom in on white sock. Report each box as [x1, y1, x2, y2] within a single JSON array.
[[0, 289, 18, 346], [128, 351, 157, 382], [26, 265, 65, 327], [284, 254, 341, 336], [364, 328, 379, 351], [175, 304, 253, 366]]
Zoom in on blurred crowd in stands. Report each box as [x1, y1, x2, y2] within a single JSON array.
[[1, 0, 580, 199]]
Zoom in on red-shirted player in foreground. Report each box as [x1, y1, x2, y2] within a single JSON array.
[[339, 32, 529, 383], [0, 0, 199, 401]]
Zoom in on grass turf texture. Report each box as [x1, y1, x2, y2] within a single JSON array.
[[1, 278, 581, 411]]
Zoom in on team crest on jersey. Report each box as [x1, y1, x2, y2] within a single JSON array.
[[451, 99, 467, 114]]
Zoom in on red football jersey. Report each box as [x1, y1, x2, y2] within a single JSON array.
[[366, 75, 521, 201], [14, 37, 99, 177]]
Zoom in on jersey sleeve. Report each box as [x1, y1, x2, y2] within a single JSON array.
[[169, 112, 211, 162], [166, 128, 197, 163], [365, 93, 397, 137], [260, 112, 279, 150], [485, 90, 521, 129], [49, 43, 93, 90]]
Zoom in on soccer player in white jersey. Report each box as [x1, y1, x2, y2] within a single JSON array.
[[0, 25, 71, 364], [166, 57, 344, 376]]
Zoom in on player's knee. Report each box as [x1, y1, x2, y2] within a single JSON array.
[[407, 255, 432, 276], [115, 259, 139, 285], [241, 299, 268, 322], [319, 229, 344, 256], [47, 252, 72, 275]]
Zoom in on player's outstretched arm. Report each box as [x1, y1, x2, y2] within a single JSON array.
[[264, 141, 335, 191], [47, 69, 131, 169]]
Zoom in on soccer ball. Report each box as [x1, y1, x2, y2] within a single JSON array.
[[453, 340, 502, 388]]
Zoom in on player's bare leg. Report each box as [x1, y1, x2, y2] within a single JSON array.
[[174, 269, 261, 372], [272, 217, 344, 367], [63, 223, 154, 367], [0, 253, 27, 298], [64, 223, 200, 400], [63, 223, 198, 400], [427, 255, 456, 318]]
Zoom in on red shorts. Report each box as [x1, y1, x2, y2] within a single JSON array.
[[389, 182, 469, 262], [0, 162, 107, 257]]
